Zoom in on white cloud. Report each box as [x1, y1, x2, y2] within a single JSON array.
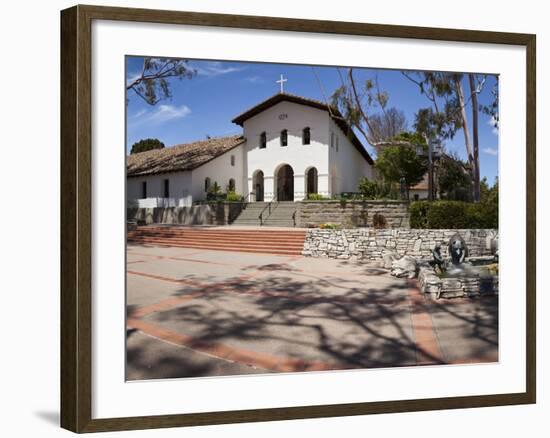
[[483, 147, 498, 156], [244, 76, 265, 84], [193, 61, 245, 77], [129, 104, 191, 127], [130, 109, 147, 119]]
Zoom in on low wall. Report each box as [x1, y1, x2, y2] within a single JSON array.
[[127, 203, 245, 226], [302, 228, 498, 260], [297, 200, 410, 228]]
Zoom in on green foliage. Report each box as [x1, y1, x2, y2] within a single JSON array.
[[337, 192, 363, 200], [479, 177, 499, 226], [375, 145, 428, 196], [127, 58, 196, 105], [405, 72, 465, 141], [357, 178, 378, 199], [208, 182, 221, 194], [319, 223, 341, 230], [438, 154, 473, 201], [355, 178, 401, 200], [226, 191, 244, 202], [410, 200, 497, 229], [306, 193, 330, 200], [130, 138, 165, 154], [409, 201, 431, 228], [206, 182, 224, 201], [392, 131, 427, 146]]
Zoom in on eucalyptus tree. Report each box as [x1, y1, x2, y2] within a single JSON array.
[[330, 69, 407, 153], [402, 71, 495, 202], [127, 57, 196, 105]]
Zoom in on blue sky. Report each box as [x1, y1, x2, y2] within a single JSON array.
[[126, 57, 499, 183]]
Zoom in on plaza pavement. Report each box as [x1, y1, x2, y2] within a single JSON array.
[[126, 244, 498, 380]]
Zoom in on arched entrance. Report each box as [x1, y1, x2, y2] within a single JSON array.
[[275, 164, 294, 201], [252, 170, 264, 202], [305, 167, 318, 197]]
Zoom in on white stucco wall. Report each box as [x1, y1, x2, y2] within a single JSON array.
[[127, 143, 245, 206], [127, 171, 193, 207], [242, 101, 330, 201], [328, 118, 374, 195], [190, 143, 245, 201]]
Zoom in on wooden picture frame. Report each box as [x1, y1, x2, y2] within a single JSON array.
[[60, 4, 536, 433]]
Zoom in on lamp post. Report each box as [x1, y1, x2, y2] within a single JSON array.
[[428, 139, 434, 201], [416, 139, 441, 202]]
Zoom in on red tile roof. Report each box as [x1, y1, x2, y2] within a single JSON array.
[[127, 135, 245, 177]]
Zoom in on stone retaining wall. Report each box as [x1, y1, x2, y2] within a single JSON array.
[[418, 265, 499, 299], [302, 228, 498, 260], [297, 200, 410, 228], [127, 203, 245, 226]]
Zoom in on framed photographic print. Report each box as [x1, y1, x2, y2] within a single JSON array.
[[60, 4, 536, 433]]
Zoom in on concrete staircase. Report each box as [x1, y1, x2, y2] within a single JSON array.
[[230, 202, 298, 227], [127, 226, 307, 255]]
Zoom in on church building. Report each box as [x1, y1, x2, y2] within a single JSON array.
[[127, 91, 375, 207]]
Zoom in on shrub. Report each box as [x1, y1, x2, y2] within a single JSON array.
[[410, 200, 498, 229], [357, 178, 400, 200], [306, 193, 330, 200], [409, 201, 431, 228], [206, 192, 227, 202], [226, 191, 244, 202], [426, 201, 470, 228], [319, 222, 341, 230], [358, 178, 378, 199]]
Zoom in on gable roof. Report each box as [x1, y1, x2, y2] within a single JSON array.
[[127, 135, 245, 177], [232, 93, 374, 165]]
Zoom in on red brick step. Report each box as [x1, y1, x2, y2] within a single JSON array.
[[128, 226, 307, 255]]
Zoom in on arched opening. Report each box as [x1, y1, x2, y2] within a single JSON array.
[[275, 164, 294, 201], [204, 177, 211, 193], [305, 167, 318, 198], [228, 178, 236, 192], [252, 170, 264, 202]]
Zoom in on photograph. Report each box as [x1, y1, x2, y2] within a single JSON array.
[[125, 57, 500, 380]]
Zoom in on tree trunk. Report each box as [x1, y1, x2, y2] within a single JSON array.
[[469, 74, 481, 202], [455, 78, 475, 200]]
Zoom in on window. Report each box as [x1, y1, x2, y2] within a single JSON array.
[[228, 178, 236, 192], [204, 177, 211, 192], [330, 132, 335, 148], [280, 129, 288, 146], [259, 132, 267, 149], [163, 179, 170, 198], [230, 155, 235, 166], [336, 136, 339, 152], [141, 181, 147, 199], [302, 127, 311, 145]]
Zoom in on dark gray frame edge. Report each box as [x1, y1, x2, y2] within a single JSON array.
[[60, 4, 536, 433]]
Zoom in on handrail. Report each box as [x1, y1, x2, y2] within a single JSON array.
[[244, 191, 254, 203], [258, 195, 277, 225]]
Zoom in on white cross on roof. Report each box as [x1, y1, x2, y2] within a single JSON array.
[[276, 74, 287, 93]]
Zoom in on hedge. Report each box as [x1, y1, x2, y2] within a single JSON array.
[[410, 200, 498, 229]]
